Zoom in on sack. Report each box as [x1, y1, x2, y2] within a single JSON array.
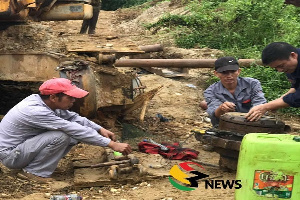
[[138, 141, 199, 160]]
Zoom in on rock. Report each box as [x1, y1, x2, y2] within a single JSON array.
[[110, 188, 118, 193], [1, 193, 9, 197], [139, 182, 148, 186], [44, 193, 51, 198], [202, 144, 214, 152], [204, 117, 211, 123]]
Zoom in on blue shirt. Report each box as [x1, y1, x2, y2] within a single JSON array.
[[0, 94, 111, 150], [204, 77, 267, 126], [282, 48, 300, 107]]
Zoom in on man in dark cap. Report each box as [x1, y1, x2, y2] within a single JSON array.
[[0, 78, 132, 183], [204, 57, 267, 126]]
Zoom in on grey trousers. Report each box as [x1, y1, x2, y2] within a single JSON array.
[[0, 131, 77, 177]]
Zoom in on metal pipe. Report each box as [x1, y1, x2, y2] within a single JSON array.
[[114, 59, 262, 68], [138, 44, 163, 53]]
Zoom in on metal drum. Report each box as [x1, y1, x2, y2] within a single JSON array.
[[219, 112, 286, 135]]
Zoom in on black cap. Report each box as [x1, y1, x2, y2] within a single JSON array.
[[215, 56, 239, 73]]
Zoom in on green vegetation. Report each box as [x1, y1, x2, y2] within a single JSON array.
[[144, 0, 300, 115], [105, 0, 300, 115], [146, 0, 300, 57], [240, 67, 290, 101]]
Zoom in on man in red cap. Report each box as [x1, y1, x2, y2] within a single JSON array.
[[0, 78, 132, 183]]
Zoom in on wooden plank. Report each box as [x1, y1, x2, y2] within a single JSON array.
[[65, 35, 144, 54], [73, 167, 167, 188]]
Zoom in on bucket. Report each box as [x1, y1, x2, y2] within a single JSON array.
[[235, 133, 300, 199]]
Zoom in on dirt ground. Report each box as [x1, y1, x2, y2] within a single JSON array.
[[0, 2, 299, 200]]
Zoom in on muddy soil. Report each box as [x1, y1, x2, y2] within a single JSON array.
[[0, 2, 299, 200]]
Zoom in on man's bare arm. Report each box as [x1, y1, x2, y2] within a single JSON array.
[[280, 88, 296, 98], [246, 98, 290, 121]]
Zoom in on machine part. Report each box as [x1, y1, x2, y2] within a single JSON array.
[[194, 114, 288, 171], [39, 3, 93, 21], [0, 0, 93, 21], [115, 59, 262, 68], [118, 166, 133, 174], [131, 76, 145, 99], [0, 53, 60, 81], [0, 53, 135, 118], [98, 53, 116, 65], [123, 85, 163, 115], [109, 165, 118, 179], [219, 112, 286, 134], [200, 133, 242, 152], [194, 128, 244, 171], [118, 163, 131, 168], [81, 154, 139, 168]]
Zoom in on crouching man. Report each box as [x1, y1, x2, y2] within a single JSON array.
[[0, 78, 132, 183]]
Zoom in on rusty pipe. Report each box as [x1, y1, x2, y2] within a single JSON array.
[[114, 59, 262, 68], [138, 44, 163, 53]]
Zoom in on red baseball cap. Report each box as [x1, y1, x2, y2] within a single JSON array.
[[39, 78, 89, 98]]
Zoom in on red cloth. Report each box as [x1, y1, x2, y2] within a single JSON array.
[[138, 142, 199, 160]]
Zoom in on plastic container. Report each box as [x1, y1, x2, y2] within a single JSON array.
[[235, 133, 300, 200], [50, 194, 82, 200]]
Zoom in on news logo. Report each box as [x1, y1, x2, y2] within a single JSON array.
[[169, 162, 242, 191]]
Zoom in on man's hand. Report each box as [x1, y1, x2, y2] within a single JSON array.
[[108, 141, 132, 155], [215, 102, 236, 118], [199, 100, 208, 110], [99, 128, 116, 141], [245, 104, 268, 121], [246, 98, 289, 121], [220, 102, 236, 112]]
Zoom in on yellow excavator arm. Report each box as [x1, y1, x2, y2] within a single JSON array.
[[0, 0, 93, 21]]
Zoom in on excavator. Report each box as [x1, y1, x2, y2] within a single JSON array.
[[0, 0, 92, 21], [0, 0, 153, 126]]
